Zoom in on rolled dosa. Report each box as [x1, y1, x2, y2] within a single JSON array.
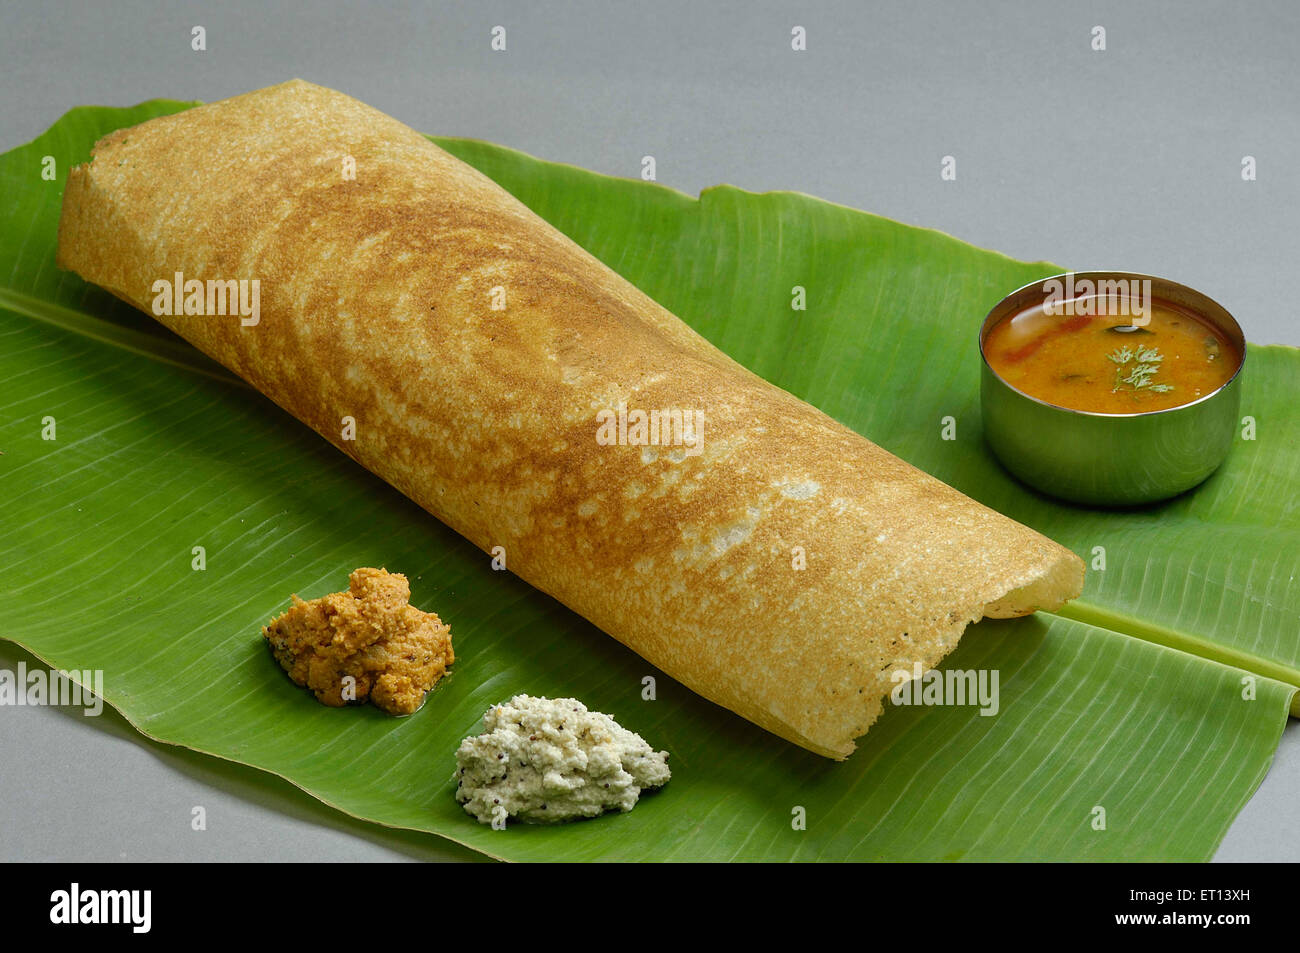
[[56, 80, 1083, 759]]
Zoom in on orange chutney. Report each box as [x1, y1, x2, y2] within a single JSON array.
[[983, 298, 1239, 414]]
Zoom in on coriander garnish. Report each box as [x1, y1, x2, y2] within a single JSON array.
[[1108, 345, 1174, 394]]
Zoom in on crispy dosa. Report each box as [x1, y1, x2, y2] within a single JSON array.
[[56, 80, 1083, 758]]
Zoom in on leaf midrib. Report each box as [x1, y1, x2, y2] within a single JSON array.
[[1050, 600, 1300, 715], [0, 286, 244, 387]]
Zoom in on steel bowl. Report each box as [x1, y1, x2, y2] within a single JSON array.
[[979, 272, 1245, 506]]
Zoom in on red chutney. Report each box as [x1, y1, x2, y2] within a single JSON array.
[[983, 298, 1239, 414]]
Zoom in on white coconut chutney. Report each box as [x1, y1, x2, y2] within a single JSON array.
[[455, 694, 670, 825]]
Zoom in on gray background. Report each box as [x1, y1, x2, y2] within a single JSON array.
[[1, 0, 1296, 862]]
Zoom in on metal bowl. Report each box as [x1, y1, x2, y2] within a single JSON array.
[[979, 272, 1245, 506]]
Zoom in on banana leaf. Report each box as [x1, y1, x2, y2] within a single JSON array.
[[2, 101, 1296, 862]]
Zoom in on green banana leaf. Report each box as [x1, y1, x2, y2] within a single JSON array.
[[2, 100, 1297, 862]]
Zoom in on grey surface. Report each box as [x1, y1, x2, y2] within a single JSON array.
[[1, 0, 1296, 862]]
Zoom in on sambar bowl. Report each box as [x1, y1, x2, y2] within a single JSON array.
[[979, 272, 1245, 506]]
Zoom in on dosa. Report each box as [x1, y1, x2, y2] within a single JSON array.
[[56, 81, 1083, 758]]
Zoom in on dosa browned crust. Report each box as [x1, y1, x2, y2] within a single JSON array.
[[56, 81, 1083, 758]]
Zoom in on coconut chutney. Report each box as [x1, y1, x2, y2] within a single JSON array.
[[455, 695, 670, 825]]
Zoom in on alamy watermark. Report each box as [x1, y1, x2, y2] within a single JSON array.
[[49, 883, 150, 933], [595, 401, 704, 457], [890, 662, 1000, 717], [151, 271, 260, 326], [0, 662, 103, 715], [1042, 272, 1153, 324]]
